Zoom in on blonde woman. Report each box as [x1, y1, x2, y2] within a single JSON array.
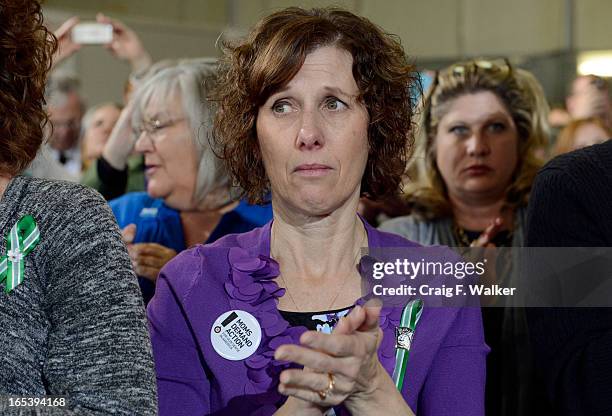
[[380, 60, 551, 416]]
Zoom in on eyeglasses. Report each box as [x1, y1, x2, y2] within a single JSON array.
[[133, 117, 185, 144]]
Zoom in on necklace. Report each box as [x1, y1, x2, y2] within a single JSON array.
[[453, 223, 474, 247], [453, 221, 515, 247], [272, 222, 367, 312]]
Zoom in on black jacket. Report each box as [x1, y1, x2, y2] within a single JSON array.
[[526, 140, 612, 416]]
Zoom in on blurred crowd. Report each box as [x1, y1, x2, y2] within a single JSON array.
[[13, 9, 612, 416], [38, 16, 612, 214]]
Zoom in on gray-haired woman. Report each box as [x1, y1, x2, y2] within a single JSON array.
[[109, 60, 272, 304]]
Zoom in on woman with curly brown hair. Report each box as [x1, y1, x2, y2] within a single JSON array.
[[0, 1, 156, 414], [148, 7, 486, 415], [380, 61, 551, 415]]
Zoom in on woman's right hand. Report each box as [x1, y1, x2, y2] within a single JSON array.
[[127, 242, 177, 282], [466, 217, 504, 305], [469, 217, 503, 248], [51, 16, 82, 69], [121, 224, 177, 282], [102, 101, 138, 170]]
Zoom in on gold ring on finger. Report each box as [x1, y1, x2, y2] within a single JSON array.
[[317, 373, 335, 400]]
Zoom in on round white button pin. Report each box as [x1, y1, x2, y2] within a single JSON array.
[[210, 310, 262, 361]]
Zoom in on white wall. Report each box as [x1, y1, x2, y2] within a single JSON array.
[[575, 0, 612, 50]]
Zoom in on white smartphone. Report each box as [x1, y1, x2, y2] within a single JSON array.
[[71, 23, 113, 44]]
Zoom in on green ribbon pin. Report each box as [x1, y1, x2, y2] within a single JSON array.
[[0, 215, 40, 293]]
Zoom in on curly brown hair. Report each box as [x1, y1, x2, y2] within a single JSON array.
[[0, 0, 57, 177], [212, 7, 418, 204]]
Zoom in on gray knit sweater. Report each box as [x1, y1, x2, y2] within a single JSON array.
[[0, 176, 157, 415]]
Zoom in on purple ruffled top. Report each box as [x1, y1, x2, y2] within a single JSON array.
[[148, 221, 487, 416]]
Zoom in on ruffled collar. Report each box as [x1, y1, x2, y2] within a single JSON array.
[[223, 219, 402, 413], [225, 246, 306, 412]]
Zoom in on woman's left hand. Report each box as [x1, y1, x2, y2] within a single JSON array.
[[96, 13, 152, 73], [275, 302, 415, 415]]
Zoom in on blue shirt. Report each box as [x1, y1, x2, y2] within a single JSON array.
[[110, 192, 272, 303]]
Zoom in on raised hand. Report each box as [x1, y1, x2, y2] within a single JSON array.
[[96, 13, 152, 73], [466, 217, 508, 306], [52, 16, 82, 69], [470, 216, 503, 248]]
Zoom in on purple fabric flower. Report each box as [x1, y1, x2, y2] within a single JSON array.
[[227, 247, 305, 406]]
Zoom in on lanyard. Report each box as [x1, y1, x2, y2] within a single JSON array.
[[391, 299, 423, 391]]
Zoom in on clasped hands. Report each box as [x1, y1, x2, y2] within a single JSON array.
[[274, 302, 415, 415]]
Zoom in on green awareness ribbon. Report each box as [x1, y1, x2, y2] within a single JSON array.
[[0, 215, 40, 293], [392, 299, 423, 391]]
